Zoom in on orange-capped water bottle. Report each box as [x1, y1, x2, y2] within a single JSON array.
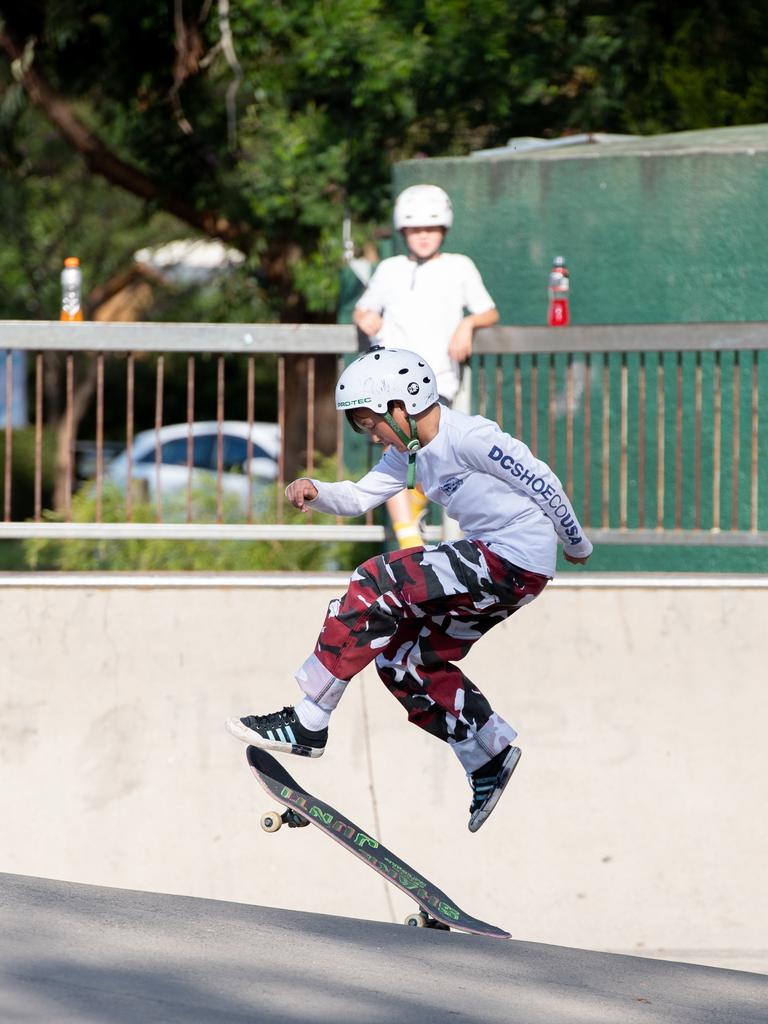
[[547, 255, 569, 326], [60, 256, 83, 321]]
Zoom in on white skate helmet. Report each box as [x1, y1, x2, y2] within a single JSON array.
[[393, 184, 453, 230], [336, 347, 439, 486], [336, 346, 438, 418]]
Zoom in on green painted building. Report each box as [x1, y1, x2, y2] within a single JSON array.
[[394, 123, 768, 326], [393, 126, 768, 572]]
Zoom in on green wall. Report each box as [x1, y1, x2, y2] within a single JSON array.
[[394, 124, 768, 325], [393, 125, 768, 572]]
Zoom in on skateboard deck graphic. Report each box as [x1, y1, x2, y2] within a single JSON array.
[[246, 745, 511, 939]]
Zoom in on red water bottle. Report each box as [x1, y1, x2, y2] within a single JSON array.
[[547, 255, 570, 326]]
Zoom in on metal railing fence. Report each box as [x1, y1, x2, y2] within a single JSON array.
[[473, 324, 767, 546], [0, 320, 766, 545]]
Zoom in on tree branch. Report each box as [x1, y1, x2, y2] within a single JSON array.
[[0, 28, 251, 247], [217, 0, 243, 151]]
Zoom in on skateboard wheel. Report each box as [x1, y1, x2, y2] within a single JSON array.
[[260, 811, 282, 833], [404, 912, 428, 928]]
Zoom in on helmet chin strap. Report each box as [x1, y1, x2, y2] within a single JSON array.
[[384, 410, 420, 488]]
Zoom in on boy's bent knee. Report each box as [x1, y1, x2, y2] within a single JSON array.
[[354, 553, 395, 595]]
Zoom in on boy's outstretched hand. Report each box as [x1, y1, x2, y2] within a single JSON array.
[[286, 477, 319, 511], [564, 552, 590, 565]]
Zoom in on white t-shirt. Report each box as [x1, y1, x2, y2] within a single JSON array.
[[307, 407, 593, 577], [355, 253, 496, 401]]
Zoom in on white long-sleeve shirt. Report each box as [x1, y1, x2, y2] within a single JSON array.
[[355, 253, 496, 401], [307, 407, 592, 577]]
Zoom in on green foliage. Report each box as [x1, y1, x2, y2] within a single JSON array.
[[1, 0, 767, 322], [148, 261, 274, 326], [0, 425, 57, 568], [21, 457, 378, 572], [658, 6, 768, 131], [0, 426, 56, 519], [0, 95, 270, 322]]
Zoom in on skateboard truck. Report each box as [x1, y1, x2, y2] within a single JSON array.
[[260, 808, 309, 832], [404, 911, 450, 930]]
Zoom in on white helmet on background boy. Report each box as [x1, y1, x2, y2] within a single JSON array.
[[393, 184, 453, 230], [335, 346, 438, 418]]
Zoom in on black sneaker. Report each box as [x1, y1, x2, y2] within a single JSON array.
[[225, 707, 327, 758], [468, 745, 521, 833]]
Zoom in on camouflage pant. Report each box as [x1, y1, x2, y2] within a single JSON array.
[[296, 540, 549, 773]]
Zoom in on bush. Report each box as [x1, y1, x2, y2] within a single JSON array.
[[0, 427, 56, 520], [22, 462, 379, 572]]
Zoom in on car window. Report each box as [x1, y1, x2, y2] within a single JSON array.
[[220, 434, 272, 472], [137, 440, 168, 465], [165, 435, 216, 469], [158, 438, 189, 466], [192, 435, 216, 468], [220, 434, 247, 471], [137, 434, 216, 468]]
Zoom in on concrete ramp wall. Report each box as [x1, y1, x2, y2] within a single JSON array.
[[0, 574, 766, 973]]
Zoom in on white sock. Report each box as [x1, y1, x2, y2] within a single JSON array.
[[294, 697, 331, 732]]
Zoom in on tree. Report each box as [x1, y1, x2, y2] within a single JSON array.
[[2, 1, 767, 319], [1, 1, 767, 482]]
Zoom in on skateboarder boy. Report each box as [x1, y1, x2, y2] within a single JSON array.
[[227, 347, 592, 832]]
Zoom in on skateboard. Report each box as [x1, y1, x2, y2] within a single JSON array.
[[246, 745, 511, 939]]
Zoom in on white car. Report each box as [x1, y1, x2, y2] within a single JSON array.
[[106, 421, 279, 509]]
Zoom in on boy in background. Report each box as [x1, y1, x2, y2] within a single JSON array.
[[353, 184, 499, 548]]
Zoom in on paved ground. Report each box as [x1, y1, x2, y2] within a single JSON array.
[[1, 874, 766, 1024]]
